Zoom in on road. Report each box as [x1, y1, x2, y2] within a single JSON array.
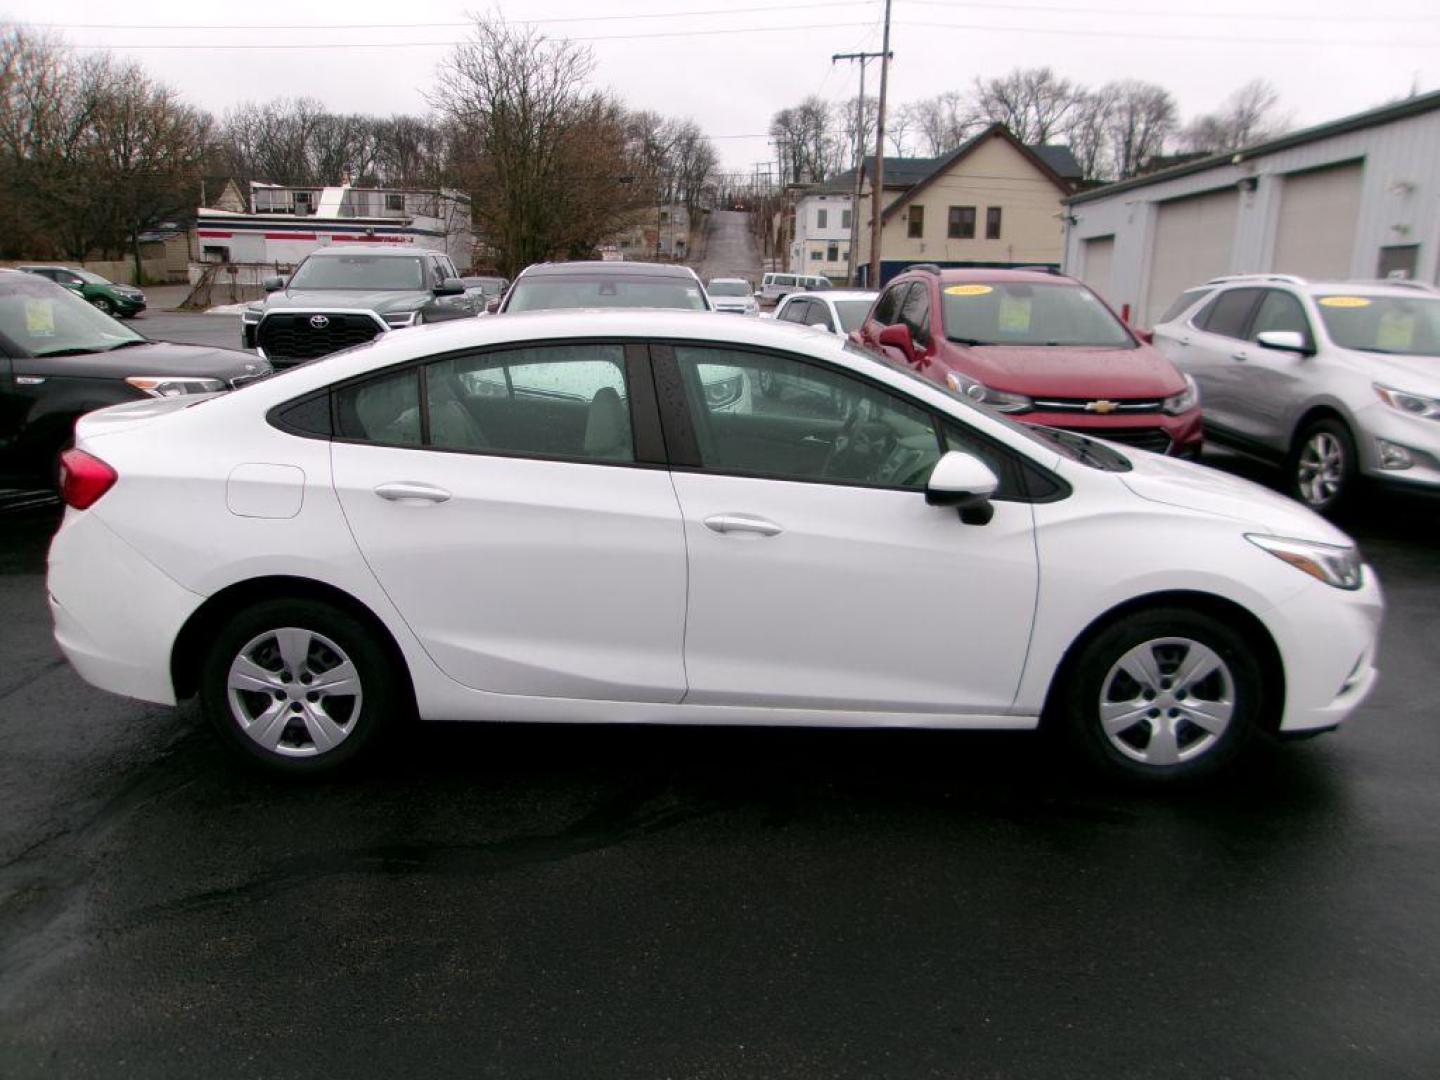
[[134, 309, 247, 352], [2, 449, 1438, 1076], [697, 209, 762, 285]]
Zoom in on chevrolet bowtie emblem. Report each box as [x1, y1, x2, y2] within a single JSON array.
[[1086, 399, 1118, 414]]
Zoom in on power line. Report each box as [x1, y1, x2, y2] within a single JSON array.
[[69, 22, 881, 50], [906, 19, 1439, 47], [36, 2, 880, 32], [903, 0, 1439, 22]]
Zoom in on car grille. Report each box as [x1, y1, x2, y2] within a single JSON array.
[[256, 313, 383, 362], [1089, 427, 1173, 454], [1030, 397, 1164, 414]]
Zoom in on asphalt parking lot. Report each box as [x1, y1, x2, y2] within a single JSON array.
[[1, 315, 1438, 1077]]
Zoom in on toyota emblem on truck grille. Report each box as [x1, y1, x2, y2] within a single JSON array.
[[309, 315, 330, 329]]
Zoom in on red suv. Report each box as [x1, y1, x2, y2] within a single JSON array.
[[854, 267, 1202, 457]]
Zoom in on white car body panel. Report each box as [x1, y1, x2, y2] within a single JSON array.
[[49, 309, 1383, 740]]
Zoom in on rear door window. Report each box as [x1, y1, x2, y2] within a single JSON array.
[[1196, 288, 1262, 340]]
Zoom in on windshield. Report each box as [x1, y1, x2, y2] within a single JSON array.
[[942, 281, 1134, 348], [289, 255, 427, 291], [0, 277, 144, 356], [708, 281, 751, 297], [1315, 294, 1440, 357], [506, 276, 708, 311], [834, 300, 873, 333]]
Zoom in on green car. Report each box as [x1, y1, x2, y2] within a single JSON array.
[[17, 265, 147, 317]]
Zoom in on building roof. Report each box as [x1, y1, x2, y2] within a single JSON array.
[[881, 124, 1077, 222], [817, 156, 940, 195], [1066, 87, 1440, 205], [1029, 144, 1083, 181]]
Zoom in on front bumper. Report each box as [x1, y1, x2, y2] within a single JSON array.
[[1018, 407, 1204, 458], [1354, 401, 1440, 492]]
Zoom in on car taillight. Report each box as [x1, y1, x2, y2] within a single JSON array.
[[58, 448, 117, 510]]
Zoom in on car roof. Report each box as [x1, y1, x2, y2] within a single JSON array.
[[916, 267, 1073, 286], [308, 245, 439, 258], [520, 261, 697, 279], [708, 277, 749, 284]]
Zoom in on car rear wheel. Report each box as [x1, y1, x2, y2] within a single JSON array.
[[1059, 607, 1264, 785], [199, 598, 401, 775], [1290, 418, 1356, 515], [90, 296, 115, 316]]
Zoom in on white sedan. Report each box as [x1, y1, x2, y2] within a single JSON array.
[[49, 310, 1382, 783]]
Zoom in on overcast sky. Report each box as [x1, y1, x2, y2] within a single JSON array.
[[6, 0, 1437, 174]]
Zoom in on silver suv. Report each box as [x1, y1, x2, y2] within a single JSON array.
[[1153, 274, 1440, 513]]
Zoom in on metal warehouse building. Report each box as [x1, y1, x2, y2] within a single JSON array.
[[1063, 90, 1440, 328]]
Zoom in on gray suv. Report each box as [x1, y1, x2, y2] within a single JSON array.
[[243, 246, 473, 367], [1153, 274, 1440, 513]]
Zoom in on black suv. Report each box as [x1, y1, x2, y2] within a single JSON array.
[[243, 245, 475, 368], [0, 271, 266, 481]]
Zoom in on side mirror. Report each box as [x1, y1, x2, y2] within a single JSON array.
[[926, 451, 999, 524], [435, 276, 466, 296], [877, 322, 916, 362], [485, 296, 502, 315], [1256, 330, 1311, 355], [263, 275, 285, 293]]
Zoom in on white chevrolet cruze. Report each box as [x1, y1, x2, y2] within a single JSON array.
[[48, 310, 1383, 783]]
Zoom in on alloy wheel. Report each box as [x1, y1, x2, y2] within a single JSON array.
[[1098, 637, 1235, 767], [225, 627, 362, 757], [1296, 431, 1345, 507]]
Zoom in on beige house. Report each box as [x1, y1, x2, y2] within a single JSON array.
[[853, 124, 1079, 285]]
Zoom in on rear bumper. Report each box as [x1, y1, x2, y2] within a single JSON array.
[[48, 509, 203, 706]]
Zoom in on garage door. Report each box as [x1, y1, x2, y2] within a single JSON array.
[[1146, 188, 1239, 326], [1272, 161, 1364, 280], [1080, 235, 1115, 304]]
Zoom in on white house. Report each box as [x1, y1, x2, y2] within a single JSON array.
[[790, 189, 860, 281], [1062, 90, 1440, 327]]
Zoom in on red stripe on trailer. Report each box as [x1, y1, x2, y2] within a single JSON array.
[[197, 230, 232, 238], [264, 232, 318, 240]]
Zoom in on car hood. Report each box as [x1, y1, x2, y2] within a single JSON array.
[[1345, 349, 1440, 390], [1116, 447, 1353, 543], [42, 341, 266, 380], [955, 343, 1186, 398], [265, 289, 433, 315]]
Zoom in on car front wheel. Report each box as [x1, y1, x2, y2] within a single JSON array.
[[199, 598, 401, 775], [1290, 418, 1356, 515], [90, 296, 115, 315], [1060, 607, 1264, 784]]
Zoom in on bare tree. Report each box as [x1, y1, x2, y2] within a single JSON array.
[[1064, 88, 1115, 182], [836, 96, 878, 165], [1102, 80, 1177, 179], [910, 91, 977, 156], [1180, 79, 1287, 154], [769, 95, 842, 183], [430, 16, 638, 274], [885, 100, 914, 157], [973, 67, 1081, 144]]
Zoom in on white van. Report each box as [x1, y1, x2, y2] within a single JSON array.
[[759, 272, 832, 305]]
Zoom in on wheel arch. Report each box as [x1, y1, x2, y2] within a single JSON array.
[[170, 575, 416, 707], [1039, 590, 1286, 733], [1287, 400, 1354, 454]]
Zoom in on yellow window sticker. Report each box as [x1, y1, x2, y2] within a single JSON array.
[[25, 299, 56, 336], [997, 294, 1032, 333], [1318, 296, 1371, 309], [944, 284, 994, 297]]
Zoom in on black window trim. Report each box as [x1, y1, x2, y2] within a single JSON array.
[[649, 337, 1066, 503], [265, 337, 670, 471], [1248, 287, 1315, 350]]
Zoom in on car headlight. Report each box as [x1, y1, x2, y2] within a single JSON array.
[[1246, 534, 1362, 590], [1163, 374, 1200, 415], [125, 376, 226, 398], [1374, 383, 1440, 420], [384, 311, 422, 329], [703, 373, 744, 409], [945, 371, 1032, 414], [241, 303, 264, 325]]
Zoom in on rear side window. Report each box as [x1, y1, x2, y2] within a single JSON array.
[[1197, 288, 1261, 339], [1159, 287, 1213, 324]]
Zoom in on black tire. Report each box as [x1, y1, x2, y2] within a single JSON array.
[[90, 296, 115, 316], [199, 597, 403, 776], [1288, 417, 1357, 516], [1058, 606, 1266, 786]]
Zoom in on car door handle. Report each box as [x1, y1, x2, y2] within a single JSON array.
[[374, 481, 451, 504], [1177, 336, 1190, 346], [703, 513, 783, 537], [1230, 351, 1249, 362]]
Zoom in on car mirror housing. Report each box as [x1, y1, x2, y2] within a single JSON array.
[[485, 296, 502, 314], [877, 322, 916, 361], [435, 276, 466, 296], [925, 451, 999, 519], [263, 275, 285, 293], [1256, 330, 1311, 355]]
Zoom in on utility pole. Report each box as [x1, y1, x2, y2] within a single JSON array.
[[833, 49, 890, 287], [868, 0, 894, 289]]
